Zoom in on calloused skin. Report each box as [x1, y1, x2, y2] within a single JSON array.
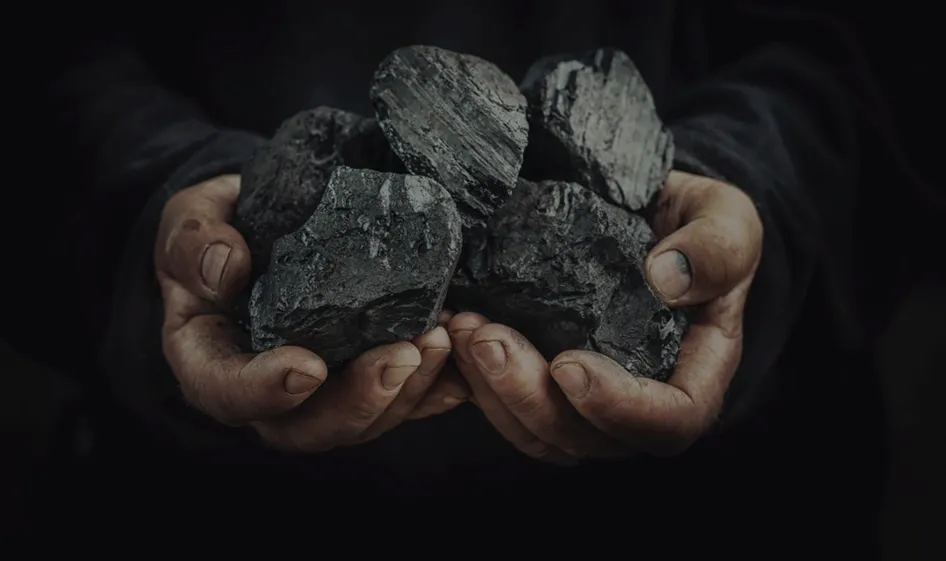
[[447, 170, 763, 461], [157, 170, 761, 459], [156, 175, 468, 453]]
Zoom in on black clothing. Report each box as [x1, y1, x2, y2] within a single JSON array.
[[17, 0, 900, 546]]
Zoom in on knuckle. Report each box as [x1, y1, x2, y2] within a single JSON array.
[[358, 345, 396, 370], [506, 387, 546, 418], [344, 398, 384, 429]]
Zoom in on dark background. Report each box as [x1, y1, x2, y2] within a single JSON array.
[[2, 3, 944, 555]]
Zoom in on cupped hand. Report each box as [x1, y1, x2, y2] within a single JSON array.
[[450, 170, 763, 461], [155, 175, 465, 452]]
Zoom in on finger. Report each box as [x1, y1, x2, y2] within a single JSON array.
[[645, 172, 762, 306], [408, 364, 471, 420], [438, 309, 455, 327], [468, 324, 624, 458], [161, 279, 327, 425], [360, 327, 452, 440], [551, 309, 741, 456], [257, 342, 421, 452], [449, 313, 575, 465], [156, 176, 251, 303]]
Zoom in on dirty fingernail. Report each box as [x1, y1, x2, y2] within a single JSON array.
[[649, 250, 691, 300], [471, 341, 506, 376], [284, 370, 322, 395], [381, 364, 417, 390], [552, 363, 589, 398], [201, 243, 232, 293]]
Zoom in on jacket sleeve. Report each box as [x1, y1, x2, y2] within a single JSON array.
[[664, 41, 863, 437], [48, 42, 269, 454], [51, 40, 265, 225]]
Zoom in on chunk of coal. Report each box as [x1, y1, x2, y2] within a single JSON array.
[[520, 49, 673, 211], [370, 45, 529, 231], [449, 180, 687, 381], [234, 107, 402, 270], [248, 166, 462, 370]]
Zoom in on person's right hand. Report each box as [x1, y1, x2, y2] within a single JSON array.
[[155, 174, 468, 452]]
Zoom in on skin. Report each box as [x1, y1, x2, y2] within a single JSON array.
[[448, 170, 763, 460], [157, 169, 761, 459], [155, 175, 467, 453]]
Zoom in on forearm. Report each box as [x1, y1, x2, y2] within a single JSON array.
[[666, 44, 860, 432]]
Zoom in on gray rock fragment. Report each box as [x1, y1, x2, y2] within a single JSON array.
[[234, 107, 402, 269], [449, 180, 687, 381], [370, 45, 529, 231], [249, 166, 463, 370], [520, 49, 673, 211]]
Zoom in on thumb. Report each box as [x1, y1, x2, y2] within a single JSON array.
[[158, 175, 251, 302], [645, 207, 761, 307]]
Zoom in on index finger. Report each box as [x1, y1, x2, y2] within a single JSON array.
[[160, 276, 327, 425], [550, 302, 741, 456]]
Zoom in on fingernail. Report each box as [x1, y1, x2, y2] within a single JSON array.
[[284, 370, 321, 395], [552, 363, 589, 398], [649, 250, 691, 300], [471, 341, 506, 376], [381, 364, 417, 390], [201, 243, 232, 293]]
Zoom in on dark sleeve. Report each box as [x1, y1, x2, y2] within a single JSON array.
[[49, 41, 267, 342], [49, 43, 269, 454], [52, 41, 265, 222], [664, 42, 863, 436]]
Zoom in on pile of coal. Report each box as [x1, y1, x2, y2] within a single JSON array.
[[450, 180, 686, 380], [236, 45, 685, 379], [519, 49, 673, 212], [248, 167, 461, 370], [370, 46, 529, 233], [452, 48, 685, 381], [233, 107, 402, 272], [235, 46, 525, 368]]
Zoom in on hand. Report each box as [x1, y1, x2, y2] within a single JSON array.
[[449, 170, 763, 460], [156, 175, 466, 452]]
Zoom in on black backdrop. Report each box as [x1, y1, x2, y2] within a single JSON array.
[[2, 0, 943, 547]]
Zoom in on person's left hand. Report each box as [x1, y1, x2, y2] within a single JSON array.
[[449, 171, 763, 462]]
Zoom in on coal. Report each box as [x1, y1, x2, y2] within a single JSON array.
[[248, 166, 462, 369], [449, 180, 687, 381], [520, 49, 673, 211], [370, 45, 529, 232], [234, 107, 402, 270], [236, 47, 685, 378]]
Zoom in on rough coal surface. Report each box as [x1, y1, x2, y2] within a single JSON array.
[[370, 45, 529, 232], [449, 180, 687, 381], [234, 107, 402, 270], [520, 49, 673, 211], [249, 166, 462, 370]]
